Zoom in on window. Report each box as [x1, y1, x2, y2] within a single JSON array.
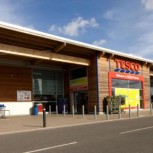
[[112, 79, 128, 88], [129, 80, 142, 89], [112, 79, 142, 89], [33, 69, 64, 102], [111, 78, 143, 108], [70, 67, 87, 80]]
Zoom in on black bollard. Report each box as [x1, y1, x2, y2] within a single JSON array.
[[43, 108, 46, 127]]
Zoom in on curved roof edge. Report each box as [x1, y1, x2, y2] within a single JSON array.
[[0, 21, 153, 64]]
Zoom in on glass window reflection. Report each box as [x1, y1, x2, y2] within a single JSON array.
[[129, 80, 142, 89], [112, 79, 142, 89], [33, 69, 64, 102], [112, 79, 128, 88]]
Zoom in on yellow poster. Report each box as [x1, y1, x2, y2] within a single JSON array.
[[70, 77, 88, 91], [115, 88, 140, 108], [70, 77, 88, 87]]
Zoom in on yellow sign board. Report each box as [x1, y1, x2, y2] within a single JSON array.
[[70, 77, 88, 91], [115, 88, 140, 108]]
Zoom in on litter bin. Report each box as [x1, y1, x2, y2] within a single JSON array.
[[33, 104, 38, 115], [0, 104, 6, 111]]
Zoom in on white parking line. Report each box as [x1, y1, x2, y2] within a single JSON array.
[[120, 126, 153, 134], [23, 142, 77, 153]]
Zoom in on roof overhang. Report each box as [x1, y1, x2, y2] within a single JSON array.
[[0, 43, 90, 66], [0, 21, 153, 66]]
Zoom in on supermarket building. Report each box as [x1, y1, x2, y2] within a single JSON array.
[[0, 21, 153, 115]]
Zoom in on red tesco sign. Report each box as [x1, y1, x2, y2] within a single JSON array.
[[115, 59, 140, 71]]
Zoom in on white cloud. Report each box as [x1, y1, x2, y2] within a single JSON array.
[[100, 1, 153, 60], [141, 0, 153, 11], [103, 10, 115, 20], [128, 2, 153, 59], [0, 0, 35, 27], [26, 25, 35, 30], [129, 32, 153, 58], [92, 39, 107, 47], [49, 25, 56, 32], [135, 16, 153, 30], [0, 0, 19, 23], [0, 0, 23, 24], [49, 17, 99, 37]]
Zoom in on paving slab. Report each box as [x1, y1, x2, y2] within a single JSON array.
[[0, 110, 152, 135]]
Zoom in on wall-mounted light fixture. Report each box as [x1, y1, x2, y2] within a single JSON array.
[[0, 49, 50, 60], [51, 58, 89, 66]]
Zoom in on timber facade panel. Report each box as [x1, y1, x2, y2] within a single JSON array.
[[88, 55, 98, 112], [0, 65, 32, 101]]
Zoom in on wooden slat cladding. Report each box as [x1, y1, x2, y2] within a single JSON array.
[[109, 58, 116, 71], [142, 65, 150, 109], [88, 55, 98, 112], [0, 65, 32, 101], [97, 56, 109, 112]]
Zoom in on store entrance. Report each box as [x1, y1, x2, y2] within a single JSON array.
[[73, 91, 88, 113], [110, 74, 144, 109]]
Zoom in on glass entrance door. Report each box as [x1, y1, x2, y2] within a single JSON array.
[[32, 69, 64, 112], [73, 91, 88, 113]]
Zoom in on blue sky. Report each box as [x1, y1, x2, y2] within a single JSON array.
[[0, 0, 153, 60]]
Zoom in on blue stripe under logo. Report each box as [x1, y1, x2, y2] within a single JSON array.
[[114, 68, 140, 75]]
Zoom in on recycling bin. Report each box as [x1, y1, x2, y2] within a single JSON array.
[[33, 104, 38, 115], [0, 104, 6, 117]]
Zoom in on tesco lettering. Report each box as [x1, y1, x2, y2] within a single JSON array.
[[115, 59, 140, 71]]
